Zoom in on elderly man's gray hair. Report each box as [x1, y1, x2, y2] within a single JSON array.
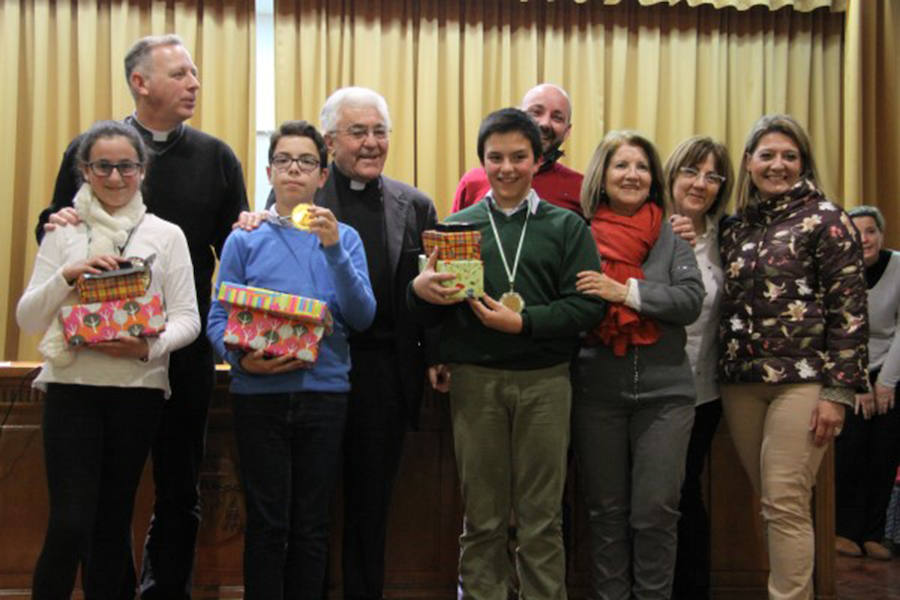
[[124, 34, 185, 98], [320, 87, 392, 133]]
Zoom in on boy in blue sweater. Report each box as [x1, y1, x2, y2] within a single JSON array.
[[207, 120, 375, 598]]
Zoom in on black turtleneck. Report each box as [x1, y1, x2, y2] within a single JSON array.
[[331, 166, 395, 345], [866, 249, 892, 289]]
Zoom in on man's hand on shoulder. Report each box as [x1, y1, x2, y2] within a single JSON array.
[[233, 210, 267, 231], [43, 207, 81, 233]]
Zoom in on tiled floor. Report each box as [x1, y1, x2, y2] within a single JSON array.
[[836, 554, 900, 599]]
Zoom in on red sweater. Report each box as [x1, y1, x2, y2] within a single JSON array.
[[451, 161, 584, 217]]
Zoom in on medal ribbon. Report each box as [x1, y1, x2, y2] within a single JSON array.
[[485, 200, 530, 294]]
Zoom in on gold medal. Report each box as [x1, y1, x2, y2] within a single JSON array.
[[500, 291, 525, 313], [291, 203, 314, 230]]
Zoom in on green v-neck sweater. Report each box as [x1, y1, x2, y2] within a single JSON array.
[[409, 199, 606, 370]]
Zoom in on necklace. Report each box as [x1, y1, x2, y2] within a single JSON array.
[[485, 199, 530, 313]]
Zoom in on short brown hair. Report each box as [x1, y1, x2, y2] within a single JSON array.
[[663, 136, 734, 219]]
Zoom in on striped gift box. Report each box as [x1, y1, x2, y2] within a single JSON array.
[[422, 230, 481, 260], [217, 282, 333, 363]]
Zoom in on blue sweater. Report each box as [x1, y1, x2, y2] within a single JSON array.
[[207, 220, 375, 395]]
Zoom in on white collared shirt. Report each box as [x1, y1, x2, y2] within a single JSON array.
[[684, 215, 723, 405], [484, 188, 541, 216]]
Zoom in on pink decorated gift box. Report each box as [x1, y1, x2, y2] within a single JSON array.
[[60, 293, 166, 346], [217, 282, 333, 365]]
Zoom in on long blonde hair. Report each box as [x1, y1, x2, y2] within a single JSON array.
[[735, 114, 820, 213]]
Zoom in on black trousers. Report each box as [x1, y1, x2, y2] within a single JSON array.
[[341, 345, 407, 600], [671, 399, 722, 600], [112, 332, 215, 600], [835, 370, 900, 544], [234, 391, 348, 600], [33, 383, 163, 600]]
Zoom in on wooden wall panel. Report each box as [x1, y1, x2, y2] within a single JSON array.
[[0, 365, 834, 598]]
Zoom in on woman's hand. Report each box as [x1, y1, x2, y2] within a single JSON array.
[[576, 270, 628, 303], [874, 383, 895, 415], [88, 336, 149, 360], [855, 391, 875, 420], [239, 350, 307, 375], [412, 250, 464, 305], [809, 398, 846, 446], [669, 214, 697, 247], [466, 294, 523, 334], [61, 255, 130, 285], [308, 206, 340, 247]]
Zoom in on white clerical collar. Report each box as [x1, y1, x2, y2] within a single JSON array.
[[132, 113, 177, 142], [485, 188, 541, 217], [349, 179, 367, 191]]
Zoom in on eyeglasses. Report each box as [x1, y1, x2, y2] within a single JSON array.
[[271, 154, 320, 173], [678, 166, 726, 186], [86, 160, 143, 178], [333, 125, 390, 141]]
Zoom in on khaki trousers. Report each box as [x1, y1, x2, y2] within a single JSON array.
[[449, 362, 571, 600], [721, 383, 827, 600]]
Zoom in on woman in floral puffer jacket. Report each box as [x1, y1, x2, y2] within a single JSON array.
[[719, 114, 868, 600]]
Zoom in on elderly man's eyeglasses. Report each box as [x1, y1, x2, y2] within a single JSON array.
[[678, 166, 726, 186], [86, 160, 143, 178], [334, 125, 390, 141], [271, 154, 320, 173]]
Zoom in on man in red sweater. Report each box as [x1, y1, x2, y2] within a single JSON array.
[[452, 83, 584, 216]]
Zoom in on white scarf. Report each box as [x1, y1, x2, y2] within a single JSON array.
[[39, 183, 147, 366]]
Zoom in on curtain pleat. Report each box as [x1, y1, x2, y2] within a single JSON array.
[[275, 0, 845, 218], [1, 0, 254, 360]]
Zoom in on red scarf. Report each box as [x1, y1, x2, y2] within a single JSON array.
[[588, 201, 662, 356]]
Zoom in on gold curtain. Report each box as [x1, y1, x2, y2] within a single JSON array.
[[0, 0, 255, 361], [275, 0, 844, 218], [844, 0, 900, 248], [527, 0, 847, 12]]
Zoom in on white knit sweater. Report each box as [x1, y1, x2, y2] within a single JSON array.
[[17, 215, 199, 398]]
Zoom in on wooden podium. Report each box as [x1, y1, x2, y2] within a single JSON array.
[[0, 363, 835, 599]]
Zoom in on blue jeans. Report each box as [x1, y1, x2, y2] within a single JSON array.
[[32, 383, 163, 600], [233, 391, 348, 600]]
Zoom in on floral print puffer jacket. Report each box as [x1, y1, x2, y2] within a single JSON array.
[[719, 180, 868, 391]]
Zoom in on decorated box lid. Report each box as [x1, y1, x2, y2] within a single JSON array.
[[217, 282, 332, 327]]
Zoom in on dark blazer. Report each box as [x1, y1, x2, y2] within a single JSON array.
[[311, 170, 438, 426]]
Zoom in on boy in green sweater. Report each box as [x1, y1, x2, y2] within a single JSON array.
[[409, 108, 605, 600]]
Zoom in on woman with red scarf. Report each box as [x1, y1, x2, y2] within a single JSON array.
[[572, 130, 704, 600]]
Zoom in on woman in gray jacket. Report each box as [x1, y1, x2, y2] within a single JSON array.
[[573, 130, 704, 600]]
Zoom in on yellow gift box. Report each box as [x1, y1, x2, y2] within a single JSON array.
[[418, 256, 484, 301]]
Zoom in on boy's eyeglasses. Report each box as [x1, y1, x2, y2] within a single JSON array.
[[271, 155, 320, 173]]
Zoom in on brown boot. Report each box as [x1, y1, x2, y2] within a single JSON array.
[[836, 536, 863, 557], [863, 541, 892, 560]]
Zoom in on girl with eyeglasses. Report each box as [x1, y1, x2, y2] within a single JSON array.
[[16, 120, 199, 598]]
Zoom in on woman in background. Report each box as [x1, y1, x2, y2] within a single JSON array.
[[664, 136, 734, 599], [719, 114, 868, 599], [16, 120, 199, 598], [834, 205, 900, 561], [573, 130, 704, 599]]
